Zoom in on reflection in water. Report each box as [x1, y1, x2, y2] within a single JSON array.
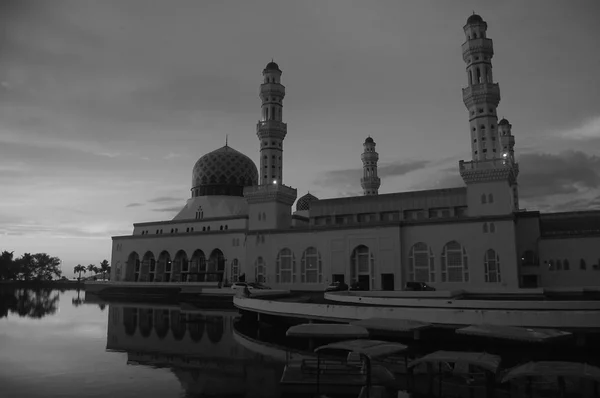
[[0, 288, 60, 319], [107, 304, 283, 397]]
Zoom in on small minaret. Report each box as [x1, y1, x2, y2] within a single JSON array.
[[498, 118, 519, 210], [257, 61, 287, 185], [361, 137, 381, 196]]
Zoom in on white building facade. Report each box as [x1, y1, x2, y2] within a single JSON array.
[[110, 15, 600, 291]]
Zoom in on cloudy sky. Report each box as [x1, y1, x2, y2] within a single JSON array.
[[1, 0, 599, 277]]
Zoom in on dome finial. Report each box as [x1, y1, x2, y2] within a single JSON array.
[[226, 134, 228, 147]]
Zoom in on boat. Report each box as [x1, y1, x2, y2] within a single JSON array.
[[501, 361, 600, 398], [280, 323, 408, 397], [407, 350, 504, 398]]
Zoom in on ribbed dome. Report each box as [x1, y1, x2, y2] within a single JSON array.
[[467, 14, 484, 24], [265, 61, 280, 71], [191, 145, 258, 197], [296, 192, 318, 211], [498, 118, 510, 126]]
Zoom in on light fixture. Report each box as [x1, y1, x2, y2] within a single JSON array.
[[273, 180, 278, 184]]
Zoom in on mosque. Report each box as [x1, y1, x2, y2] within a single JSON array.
[[110, 14, 600, 291]]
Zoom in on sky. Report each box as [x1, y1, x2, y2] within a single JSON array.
[[1, 0, 599, 278]]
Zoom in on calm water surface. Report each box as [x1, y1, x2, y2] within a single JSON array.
[[0, 288, 283, 398]]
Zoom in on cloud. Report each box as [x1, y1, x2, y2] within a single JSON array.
[[125, 203, 143, 208], [314, 160, 430, 189], [147, 196, 184, 204], [152, 206, 183, 213], [557, 115, 600, 141], [518, 151, 600, 199]]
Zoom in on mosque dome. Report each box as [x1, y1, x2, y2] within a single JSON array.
[[265, 61, 280, 71], [365, 136, 374, 144], [467, 14, 484, 24], [498, 118, 510, 126], [296, 192, 319, 212], [191, 145, 258, 197]]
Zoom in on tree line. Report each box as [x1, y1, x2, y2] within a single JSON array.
[[73, 260, 111, 281], [0, 251, 62, 281], [0, 251, 111, 282]]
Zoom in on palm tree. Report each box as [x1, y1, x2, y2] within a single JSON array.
[[73, 264, 86, 281], [99, 259, 110, 281], [87, 264, 99, 279]]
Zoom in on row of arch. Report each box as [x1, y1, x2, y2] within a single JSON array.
[[122, 308, 225, 343], [254, 245, 374, 288], [407, 242, 501, 284], [125, 249, 226, 283]]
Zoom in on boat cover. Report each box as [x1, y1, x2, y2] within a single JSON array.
[[351, 318, 432, 333], [501, 361, 600, 383], [286, 323, 369, 338], [408, 350, 502, 373], [314, 339, 408, 359], [456, 324, 572, 343]]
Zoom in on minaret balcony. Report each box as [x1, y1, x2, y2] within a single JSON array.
[[361, 177, 381, 185], [260, 83, 286, 96], [462, 83, 500, 108], [462, 38, 494, 62], [459, 158, 519, 184], [256, 120, 287, 138], [244, 183, 297, 205]]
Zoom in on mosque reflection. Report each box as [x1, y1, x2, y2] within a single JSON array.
[[106, 304, 283, 397]]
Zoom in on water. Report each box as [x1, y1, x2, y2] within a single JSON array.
[[1, 288, 599, 398], [0, 288, 283, 398]]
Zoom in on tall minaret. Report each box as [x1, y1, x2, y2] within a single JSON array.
[[257, 61, 287, 185], [458, 14, 519, 216], [361, 137, 381, 196], [462, 13, 501, 161]]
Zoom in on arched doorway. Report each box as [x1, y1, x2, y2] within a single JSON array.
[[350, 245, 374, 290], [172, 250, 187, 283], [141, 252, 155, 282], [157, 251, 171, 282], [208, 249, 225, 282], [127, 252, 140, 282], [190, 250, 206, 282]]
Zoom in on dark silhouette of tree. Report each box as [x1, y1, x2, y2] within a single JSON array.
[[31, 253, 62, 281], [99, 259, 110, 281], [0, 251, 18, 280], [74, 264, 86, 281], [87, 264, 99, 279]]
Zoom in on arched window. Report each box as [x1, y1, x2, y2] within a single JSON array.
[[548, 260, 555, 271], [483, 223, 488, 233], [230, 259, 239, 282], [301, 247, 322, 283], [255, 257, 266, 283], [580, 259, 587, 270], [488, 193, 494, 203], [563, 259, 570, 271], [408, 243, 435, 283], [481, 194, 487, 204], [276, 248, 295, 283], [490, 223, 495, 233], [556, 259, 562, 270], [484, 249, 501, 283], [127, 252, 141, 282], [441, 241, 469, 282], [350, 245, 375, 290]]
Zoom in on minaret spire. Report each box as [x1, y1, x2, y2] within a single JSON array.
[[257, 60, 287, 185], [361, 137, 381, 196]]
